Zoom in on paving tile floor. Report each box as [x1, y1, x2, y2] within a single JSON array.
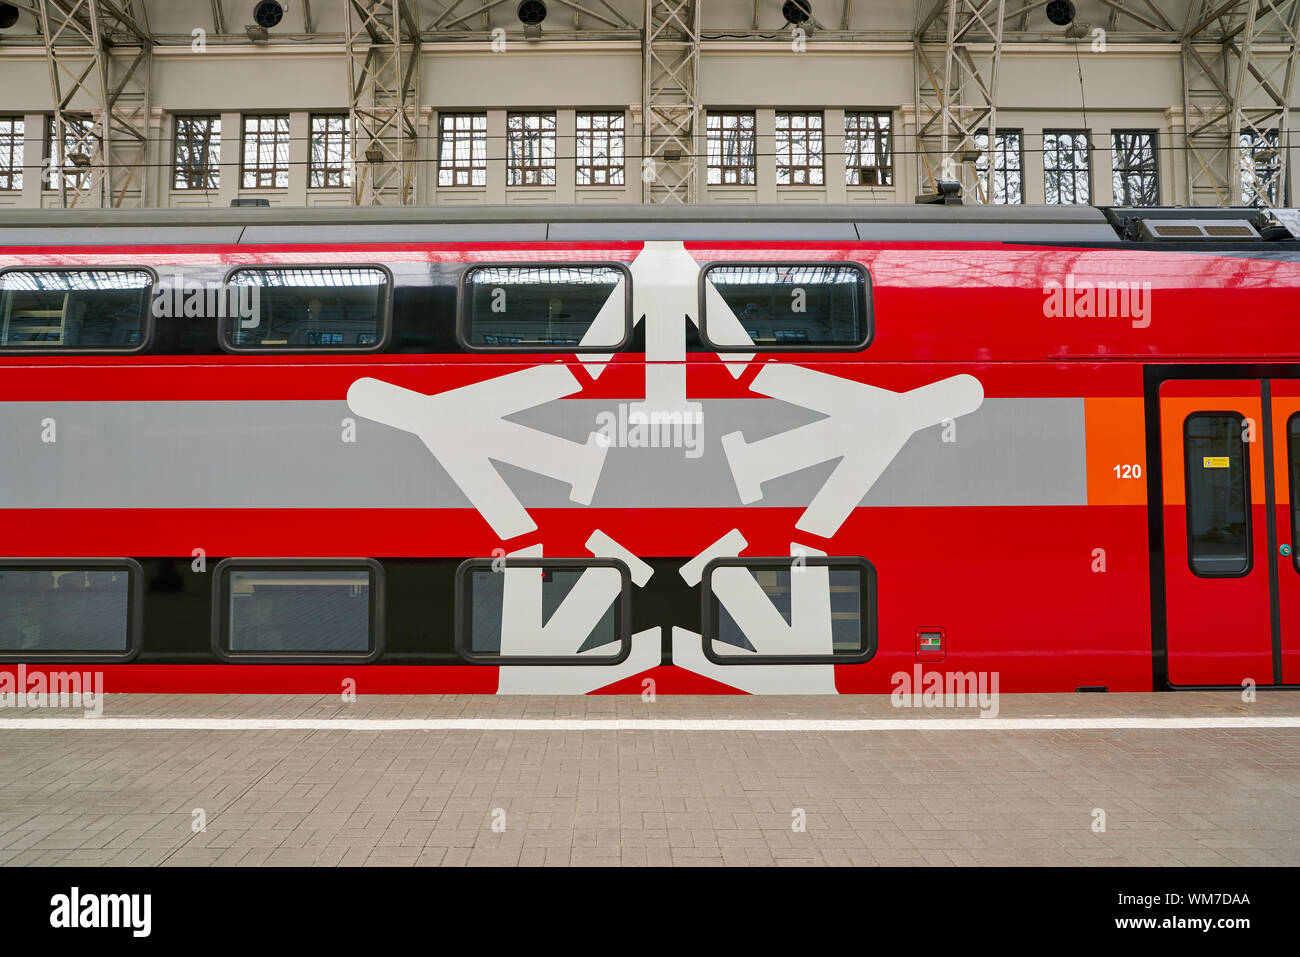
[[0, 692, 1296, 866]]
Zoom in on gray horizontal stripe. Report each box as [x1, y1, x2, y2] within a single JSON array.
[[0, 397, 1084, 509]]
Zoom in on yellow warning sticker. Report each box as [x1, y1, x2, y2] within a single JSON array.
[[1203, 456, 1230, 468]]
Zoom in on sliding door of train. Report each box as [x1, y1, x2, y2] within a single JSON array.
[[1159, 377, 1300, 686]]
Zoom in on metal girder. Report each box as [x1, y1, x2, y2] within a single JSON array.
[[346, 0, 421, 205], [642, 0, 700, 203], [1182, 0, 1300, 207], [914, 0, 1006, 203], [37, 0, 153, 209]]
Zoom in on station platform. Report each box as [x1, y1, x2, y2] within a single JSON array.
[[0, 692, 1296, 867]]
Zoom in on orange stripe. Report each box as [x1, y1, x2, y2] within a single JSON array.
[[1085, 397, 1147, 505]]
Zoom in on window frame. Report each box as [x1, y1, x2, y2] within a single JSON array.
[[453, 557, 633, 666], [211, 558, 385, 664], [706, 111, 757, 186], [1182, 411, 1253, 580], [217, 262, 393, 355], [844, 110, 893, 187], [0, 116, 24, 192], [775, 111, 825, 187], [697, 259, 873, 353], [307, 113, 352, 190], [172, 114, 221, 191], [437, 112, 489, 188], [0, 558, 143, 663], [43, 114, 96, 193], [456, 260, 634, 354], [506, 111, 558, 187], [1110, 129, 1160, 206], [0, 265, 156, 355], [975, 127, 1024, 205], [1042, 128, 1092, 205], [575, 110, 627, 187], [699, 555, 878, 666], [239, 113, 291, 190]]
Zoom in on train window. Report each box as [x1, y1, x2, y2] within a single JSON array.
[[0, 560, 141, 660], [459, 264, 631, 352], [455, 557, 631, 664], [213, 559, 382, 661], [221, 266, 389, 352], [700, 556, 876, 664], [700, 262, 871, 351], [1289, 414, 1300, 574], [1184, 413, 1252, 577], [0, 269, 151, 352]]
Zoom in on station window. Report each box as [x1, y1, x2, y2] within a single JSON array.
[[775, 111, 824, 186], [437, 113, 487, 187], [1111, 130, 1159, 206], [1043, 129, 1091, 205], [507, 112, 556, 186], [456, 558, 630, 664], [0, 117, 24, 191], [460, 264, 630, 351], [214, 560, 381, 661], [700, 262, 871, 351], [576, 111, 625, 186], [44, 114, 95, 192], [974, 128, 1023, 204], [241, 114, 290, 189], [308, 114, 352, 189], [701, 557, 876, 665], [221, 265, 389, 351], [0, 269, 151, 351], [1240, 129, 1281, 207], [845, 111, 892, 186], [0, 561, 139, 659], [706, 112, 756, 186], [1184, 413, 1252, 577], [173, 115, 221, 190]]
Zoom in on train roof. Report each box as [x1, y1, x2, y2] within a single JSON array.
[[0, 203, 1290, 246]]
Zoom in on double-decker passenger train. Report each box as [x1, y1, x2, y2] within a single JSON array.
[[1, 203, 1297, 695]]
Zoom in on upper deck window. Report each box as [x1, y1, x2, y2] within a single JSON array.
[[0, 269, 151, 351], [700, 262, 871, 351], [460, 264, 631, 352], [221, 266, 389, 351]]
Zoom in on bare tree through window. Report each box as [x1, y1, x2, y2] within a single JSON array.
[[707, 112, 756, 186], [507, 112, 556, 187], [173, 115, 221, 190], [1111, 130, 1159, 206], [845, 112, 892, 186]]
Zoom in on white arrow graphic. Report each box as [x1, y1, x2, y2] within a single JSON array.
[[495, 531, 661, 695], [580, 241, 756, 420], [347, 366, 608, 541], [709, 543, 833, 659], [721, 366, 984, 538], [671, 531, 837, 694]]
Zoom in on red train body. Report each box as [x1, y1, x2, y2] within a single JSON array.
[[1, 205, 1297, 694]]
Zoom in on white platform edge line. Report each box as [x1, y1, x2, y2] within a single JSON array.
[[0, 717, 1297, 732]]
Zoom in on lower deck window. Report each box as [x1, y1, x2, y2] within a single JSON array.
[[457, 558, 630, 664], [215, 560, 380, 659], [702, 557, 875, 664], [0, 562, 137, 657]]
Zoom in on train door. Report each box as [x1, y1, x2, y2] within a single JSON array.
[[1159, 377, 1300, 686]]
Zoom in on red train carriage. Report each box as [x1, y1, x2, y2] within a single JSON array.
[[0, 204, 1297, 695]]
